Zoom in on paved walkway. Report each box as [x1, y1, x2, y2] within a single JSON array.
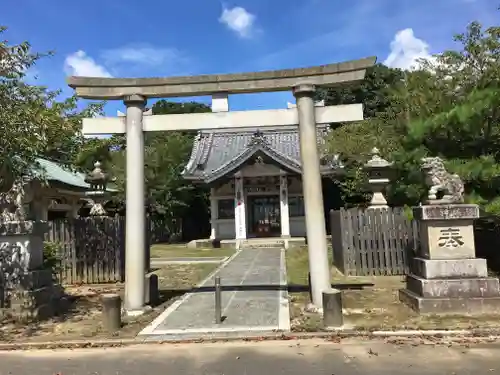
[[151, 256, 227, 265], [139, 248, 289, 340]]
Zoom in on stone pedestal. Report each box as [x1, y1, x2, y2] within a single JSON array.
[[399, 204, 500, 314], [0, 220, 63, 321]]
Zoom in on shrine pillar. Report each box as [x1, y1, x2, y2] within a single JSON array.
[[280, 173, 290, 238], [209, 188, 217, 240], [234, 173, 247, 240]]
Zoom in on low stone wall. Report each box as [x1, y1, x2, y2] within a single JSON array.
[[1, 268, 64, 322], [0, 221, 63, 322]]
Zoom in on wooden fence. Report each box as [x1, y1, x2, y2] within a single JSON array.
[[45, 217, 126, 284], [45, 216, 175, 285], [330, 207, 419, 276]]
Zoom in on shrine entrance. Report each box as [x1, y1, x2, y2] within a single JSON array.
[[247, 195, 281, 238], [69, 56, 375, 312]]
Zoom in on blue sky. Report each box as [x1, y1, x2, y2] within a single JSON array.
[[2, 0, 497, 116]]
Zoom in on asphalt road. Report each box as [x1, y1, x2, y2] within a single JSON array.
[[0, 338, 499, 375]]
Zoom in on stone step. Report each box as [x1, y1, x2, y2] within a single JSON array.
[[406, 275, 500, 299], [240, 240, 285, 249], [411, 257, 488, 279], [399, 288, 500, 315]]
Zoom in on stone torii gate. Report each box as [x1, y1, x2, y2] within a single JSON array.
[[67, 57, 376, 316]]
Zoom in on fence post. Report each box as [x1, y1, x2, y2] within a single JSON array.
[[308, 272, 312, 303], [145, 215, 151, 272], [101, 293, 122, 333], [215, 276, 222, 324], [322, 289, 343, 328], [330, 210, 343, 272], [145, 273, 159, 306]]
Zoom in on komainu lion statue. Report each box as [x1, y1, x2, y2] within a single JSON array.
[[421, 157, 464, 204], [0, 180, 27, 223]]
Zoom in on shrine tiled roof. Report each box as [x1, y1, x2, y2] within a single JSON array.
[[32, 158, 117, 192], [182, 125, 343, 183]]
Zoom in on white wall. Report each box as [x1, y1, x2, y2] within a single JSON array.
[[215, 219, 236, 239]]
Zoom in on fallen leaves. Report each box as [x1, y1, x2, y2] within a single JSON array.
[[0, 264, 218, 344]]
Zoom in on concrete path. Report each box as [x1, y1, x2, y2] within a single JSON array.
[[151, 256, 227, 265], [139, 247, 289, 340], [2, 339, 499, 374]]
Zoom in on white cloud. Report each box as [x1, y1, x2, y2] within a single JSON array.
[[219, 6, 256, 38], [64, 50, 112, 77], [64, 45, 190, 79], [101, 46, 183, 67], [384, 28, 434, 70]]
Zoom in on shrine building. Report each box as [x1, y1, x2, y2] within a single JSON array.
[[182, 118, 343, 240]]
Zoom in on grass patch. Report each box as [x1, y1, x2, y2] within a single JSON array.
[[286, 245, 332, 286], [0, 263, 219, 343], [150, 243, 235, 259], [286, 246, 500, 332], [154, 263, 218, 290]]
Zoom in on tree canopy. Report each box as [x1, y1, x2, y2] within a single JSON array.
[[0, 26, 103, 190], [1, 27, 212, 233], [318, 16, 500, 212], [109, 100, 211, 221], [2, 13, 500, 227]]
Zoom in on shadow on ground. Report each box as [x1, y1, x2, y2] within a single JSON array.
[[0, 285, 159, 342], [1, 262, 224, 342], [156, 282, 375, 305]]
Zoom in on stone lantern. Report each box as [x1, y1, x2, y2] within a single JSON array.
[[84, 161, 111, 216], [364, 147, 393, 209]]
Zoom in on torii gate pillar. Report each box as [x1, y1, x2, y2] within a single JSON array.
[[123, 94, 147, 315], [294, 84, 331, 306]]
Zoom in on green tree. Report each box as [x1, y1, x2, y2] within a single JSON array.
[[316, 64, 406, 206], [110, 100, 211, 227], [316, 63, 405, 119], [0, 26, 103, 191], [403, 20, 500, 211], [323, 15, 500, 210], [151, 100, 212, 115], [74, 137, 116, 172]]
